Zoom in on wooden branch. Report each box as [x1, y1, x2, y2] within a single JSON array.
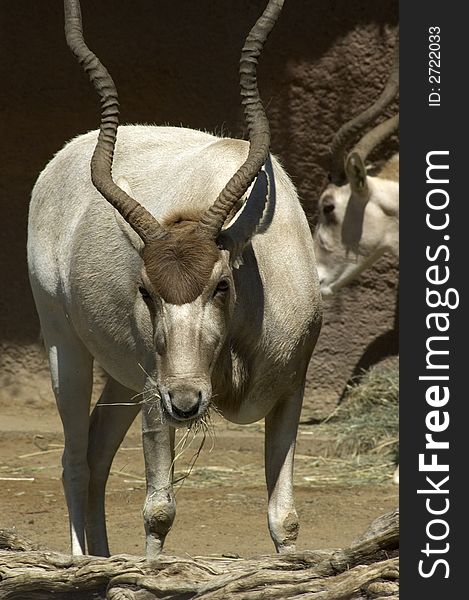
[[0, 529, 40, 553], [0, 509, 399, 600]]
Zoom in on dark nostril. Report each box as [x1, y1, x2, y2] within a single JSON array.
[[198, 391, 202, 402], [171, 401, 200, 420]]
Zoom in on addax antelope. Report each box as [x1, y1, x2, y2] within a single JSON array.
[[314, 39, 399, 297], [28, 0, 322, 556]]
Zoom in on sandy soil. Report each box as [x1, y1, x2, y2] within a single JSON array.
[[0, 375, 398, 558]]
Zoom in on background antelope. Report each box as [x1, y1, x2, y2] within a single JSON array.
[[314, 42, 399, 297], [27, 0, 322, 557], [313, 40, 399, 483]]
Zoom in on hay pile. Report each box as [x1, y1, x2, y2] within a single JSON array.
[[324, 364, 399, 457], [301, 363, 399, 486]]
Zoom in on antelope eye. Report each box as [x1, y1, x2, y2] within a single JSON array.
[[138, 285, 150, 299], [323, 202, 335, 215], [214, 279, 229, 295]]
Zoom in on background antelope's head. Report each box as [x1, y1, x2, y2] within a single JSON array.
[[314, 36, 399, 297], [64, 0, 283, 423]]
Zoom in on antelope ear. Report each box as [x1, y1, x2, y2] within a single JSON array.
[[218, 166, 270, 269], [345, 153, 368, 196], [114, 177, 144, 253]]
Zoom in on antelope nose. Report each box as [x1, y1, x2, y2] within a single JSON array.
[[169, 391, 202, 419], [167, 387, 203, 421]]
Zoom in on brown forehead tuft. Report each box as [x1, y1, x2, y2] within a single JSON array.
[[143, 220, 220, 305], [162, 209, 205, 229]]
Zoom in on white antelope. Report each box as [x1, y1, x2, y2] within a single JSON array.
[[314, 42, 399, 297], [313, 42, 399, 484], [27, 0, 322, 556]]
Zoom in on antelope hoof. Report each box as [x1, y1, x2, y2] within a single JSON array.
[[143, 493, 176, 557], [269, 509, 299, 553]]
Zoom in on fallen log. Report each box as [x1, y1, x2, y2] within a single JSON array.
[[0, 509, 399, 600]]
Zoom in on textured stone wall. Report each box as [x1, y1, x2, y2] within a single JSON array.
[[0, 0, 398, 407]]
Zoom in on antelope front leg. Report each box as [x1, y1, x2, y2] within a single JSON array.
[[264, 386, 304, 553], [142, 390, 175, 557]]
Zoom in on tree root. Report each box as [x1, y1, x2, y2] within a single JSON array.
[[0, 509, 399, 599]]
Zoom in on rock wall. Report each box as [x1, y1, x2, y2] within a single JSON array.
[[0, 0, 398, 409]]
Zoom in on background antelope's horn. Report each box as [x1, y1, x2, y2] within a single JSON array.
[[329, 31, 399, 185], [348, 113, 399, 166]]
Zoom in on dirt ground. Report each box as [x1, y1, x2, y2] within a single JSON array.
[[0, 373, 398, 558]]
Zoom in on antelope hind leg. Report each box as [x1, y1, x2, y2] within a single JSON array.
[[42, 313, 93, 555], [86, 377, 141, 556]]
